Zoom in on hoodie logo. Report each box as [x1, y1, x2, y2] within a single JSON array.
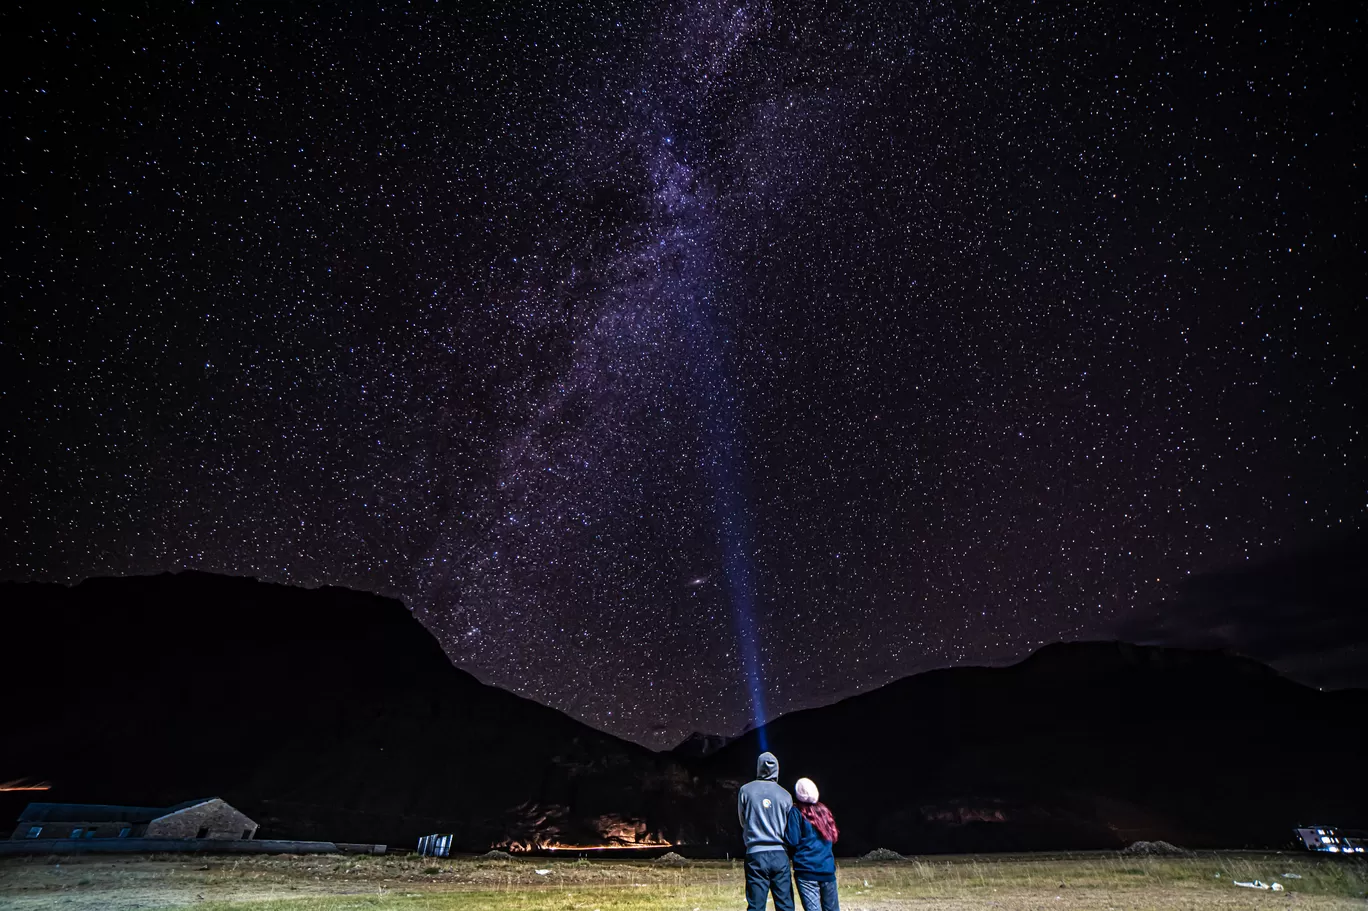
[[762, 798, 772, 808]]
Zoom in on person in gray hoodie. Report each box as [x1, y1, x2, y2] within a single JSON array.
[[738, 751, 795, 911]]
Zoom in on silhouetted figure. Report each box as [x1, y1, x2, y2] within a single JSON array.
[[785, 777, 841, 911], [738, 751, 795, 911]]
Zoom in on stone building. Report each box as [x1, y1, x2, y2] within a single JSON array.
[[11, 799, 258, 840], [143, 798, 258, 839]]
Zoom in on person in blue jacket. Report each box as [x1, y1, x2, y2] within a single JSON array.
[[784, 777, 840, 911]]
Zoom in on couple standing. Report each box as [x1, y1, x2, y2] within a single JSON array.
[[737, 751, 840, 911]]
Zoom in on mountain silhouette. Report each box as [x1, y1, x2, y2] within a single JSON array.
[[5, 573, 1362, 854], [0, 572, 705, 849], [692, 641, 1367, 853]]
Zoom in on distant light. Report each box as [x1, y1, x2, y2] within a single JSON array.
[[0, 779, 52, 792], [1327, 845, 1339, 853]]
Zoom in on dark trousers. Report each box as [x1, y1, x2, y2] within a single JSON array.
[[745, 850, 795, 911], [796, 877, 840, 911]]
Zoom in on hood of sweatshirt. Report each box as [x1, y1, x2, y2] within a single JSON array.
[[756, 751, 779, 781]]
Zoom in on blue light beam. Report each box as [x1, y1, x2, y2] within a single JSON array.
[[693, 295, 769, 752]]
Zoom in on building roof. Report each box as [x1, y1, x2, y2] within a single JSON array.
[[153, 799, 219, 819], [18, 799, 217, 825]]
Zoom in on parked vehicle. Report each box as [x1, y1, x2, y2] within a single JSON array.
[[1293, 825, 1365, 854]]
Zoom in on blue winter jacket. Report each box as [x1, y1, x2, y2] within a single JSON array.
[[784, 805, 836, 882]]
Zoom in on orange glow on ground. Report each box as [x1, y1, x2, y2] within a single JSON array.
[[538, 843, 674, 851], [505, 840, 674, 853]]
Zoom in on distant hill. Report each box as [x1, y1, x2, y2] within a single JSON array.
[[691, 641, 1368, 853], [5, 573, 1362, 855], [0, 572, 710, 849]]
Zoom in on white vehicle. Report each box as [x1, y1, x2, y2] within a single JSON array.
[[1293, 826, 1365, 854]]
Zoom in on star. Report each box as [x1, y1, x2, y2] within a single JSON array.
[[3, 0, 1360, 748]]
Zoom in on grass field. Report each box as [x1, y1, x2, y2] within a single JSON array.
[[1, 850, 1364, 911]]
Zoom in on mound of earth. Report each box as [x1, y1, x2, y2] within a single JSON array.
[[863, 848, 905, 861], [653, 851, 689, 865], [478, 850, 517, 860], [1122, 840, 1193, 856]]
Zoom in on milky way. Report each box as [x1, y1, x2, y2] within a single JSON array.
[[4, 0, 1362, 746]]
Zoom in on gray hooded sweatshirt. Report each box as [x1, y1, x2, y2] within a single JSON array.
[[737, 752, 793, 855]]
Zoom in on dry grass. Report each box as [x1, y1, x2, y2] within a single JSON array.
[[0, 851, 1363, 911]]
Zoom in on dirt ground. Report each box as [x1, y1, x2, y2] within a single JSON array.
[[0, 850, 1364, 911]]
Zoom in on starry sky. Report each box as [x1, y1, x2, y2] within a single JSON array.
[[3, 0, 1362, 748]]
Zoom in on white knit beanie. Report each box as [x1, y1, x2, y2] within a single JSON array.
[[794, 777, 819, 804]]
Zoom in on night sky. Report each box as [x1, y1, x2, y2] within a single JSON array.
[[4, 0, 1362, 747]]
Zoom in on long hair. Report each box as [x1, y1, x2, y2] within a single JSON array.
[[799, 801, 839, 844]]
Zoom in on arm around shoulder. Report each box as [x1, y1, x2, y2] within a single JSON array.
[[783, 805, 801, 847]]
